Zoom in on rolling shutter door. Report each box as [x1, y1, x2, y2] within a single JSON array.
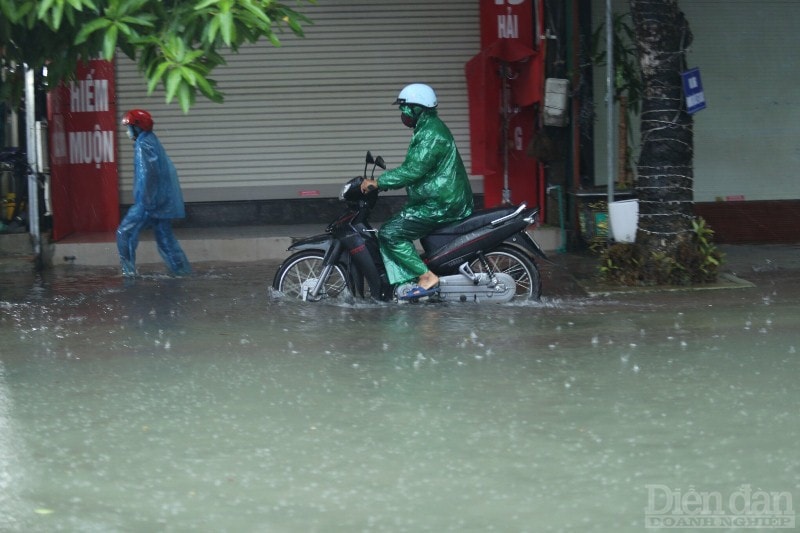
[[115, 0, 480, 203]]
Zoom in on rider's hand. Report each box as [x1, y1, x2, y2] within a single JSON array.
[[361, 178, 378, 193]]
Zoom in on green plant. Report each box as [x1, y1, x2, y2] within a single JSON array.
[[592, 12, 644, 114], [689, 217, 723, 282], [591, 11, 644, 187], [598, 217, 723, 286], [643, 250, 681, 285], [1, 0, 315, 112], [598, 242, 643, 285]]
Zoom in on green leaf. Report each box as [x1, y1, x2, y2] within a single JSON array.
[[111, 0, 152, 17], [194, 0, 220, 10], [219, 10, 234, 45], [16, 1, 35, 20], [241, 2, 271, 26], [74, 17, 110, 43], [165, 67, 182, 102], [185, 49, 204, 63], [120, 15, 155, 28], [267, 32, 281, 47], [205, 15, 221, 44], [194, 74, 218, 100], [287, 20, 304, 36], [163, 34, 186, 62], [176, 81, 195, 114], [51, 0, 65, 29], [36, 0, 56, 20], [146, 61, 170, 94], [117, 39, 137, 60], [180, 66, 197, 86], [101, 24, 118, 59]]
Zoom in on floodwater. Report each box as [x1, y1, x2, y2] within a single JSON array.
[[0, 255, 798, 532]]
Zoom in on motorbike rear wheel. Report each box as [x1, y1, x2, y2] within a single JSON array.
[[272, 251, 348, 301], [468, 245, 542, 300]]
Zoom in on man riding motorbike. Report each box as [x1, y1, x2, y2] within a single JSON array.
[[360, 83, 473, 299]]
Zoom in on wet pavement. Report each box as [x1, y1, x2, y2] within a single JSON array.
[[1, 244, 799, 532], [4, 242, 800, 303]]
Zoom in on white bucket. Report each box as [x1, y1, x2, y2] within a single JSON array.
[[609, 199, 639, 243]]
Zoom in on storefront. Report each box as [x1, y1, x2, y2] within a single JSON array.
[[47, 0, 554, 239], [39, 1, 800, 244]]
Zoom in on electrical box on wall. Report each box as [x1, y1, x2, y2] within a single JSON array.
[[543, 78, 569, 127]]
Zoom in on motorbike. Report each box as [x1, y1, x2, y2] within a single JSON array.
[[272, 152, 547, 304]]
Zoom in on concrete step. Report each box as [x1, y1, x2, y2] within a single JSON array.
[[0, 232, 31, 255], [10, 225, 564, 268], [0, 232, 36, 272]]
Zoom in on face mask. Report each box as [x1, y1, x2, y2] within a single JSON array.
[[400, 105, 421, 129], [126, 125, 137, 140]]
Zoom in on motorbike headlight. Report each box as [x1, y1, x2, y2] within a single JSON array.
[[339, 182, 352, 201], [340, 177, 367, 202]]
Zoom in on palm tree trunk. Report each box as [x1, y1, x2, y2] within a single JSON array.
[[629, 0, 694, 253]]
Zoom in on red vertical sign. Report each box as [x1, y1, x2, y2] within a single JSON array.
[[48, 59, 119, 240], [480, 0, 534, 48], [467, 0, 545, 209]]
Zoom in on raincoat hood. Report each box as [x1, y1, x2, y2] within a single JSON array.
[[400, 104, 430, 129], [132, 131, 185, 219]]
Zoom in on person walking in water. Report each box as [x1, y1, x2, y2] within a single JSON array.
[[116, 109, 191, 277]]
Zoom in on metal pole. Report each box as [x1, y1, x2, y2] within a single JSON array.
[[606, 0, 615, 206], [7, 62, 20, 147], [501, 63, 511, 205], [24, 65, 42, 268]]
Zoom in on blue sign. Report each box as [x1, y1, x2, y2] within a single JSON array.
[[681, 67, 706, 114]]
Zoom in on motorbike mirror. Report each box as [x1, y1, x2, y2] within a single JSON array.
[[364, 151, 374, 178], [369, 155, 385, 179]]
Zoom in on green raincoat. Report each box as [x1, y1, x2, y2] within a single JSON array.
[[377, 109, 473, 285]]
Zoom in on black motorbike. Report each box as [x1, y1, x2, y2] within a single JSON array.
[[272, 152, 547, 304]]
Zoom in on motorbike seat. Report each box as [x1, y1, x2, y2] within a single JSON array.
[[427, 206, 521, 237]]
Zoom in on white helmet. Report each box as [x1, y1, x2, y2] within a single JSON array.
[[393, 83, 438, 108]]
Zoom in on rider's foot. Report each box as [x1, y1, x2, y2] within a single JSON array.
[[417, 271, 439, 290]]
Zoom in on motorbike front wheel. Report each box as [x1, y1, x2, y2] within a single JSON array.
[[272, 251, 349, 301], [468, 245, 542, 300]]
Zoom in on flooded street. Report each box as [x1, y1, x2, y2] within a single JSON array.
[[1, 249, 798, 532]]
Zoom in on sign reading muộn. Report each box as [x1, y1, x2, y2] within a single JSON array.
[[48, 59, 119, 240]]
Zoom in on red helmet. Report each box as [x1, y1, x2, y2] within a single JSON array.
[[122, 109, 154, 131]]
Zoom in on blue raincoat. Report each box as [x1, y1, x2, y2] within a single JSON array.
[[376, 109, 473, 285], [116, 131, 191, 276]]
